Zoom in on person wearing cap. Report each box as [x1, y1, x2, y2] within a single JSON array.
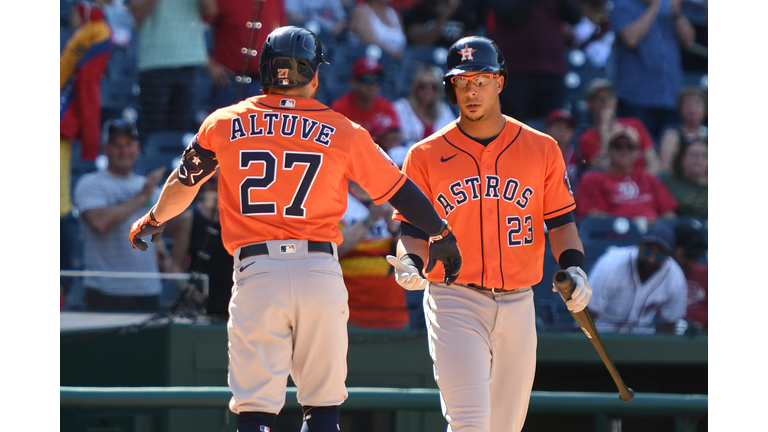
[[72, 119, 182, 312], [586, 221, 688, 334], [577, 78, 661, 175], [575, 126, 678, 222], [672, 219, 708, 333], [544, 108, 581, 191], [330, 56, 401, 141]]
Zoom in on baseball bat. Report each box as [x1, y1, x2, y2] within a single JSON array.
[[552, 270, 635, 402]]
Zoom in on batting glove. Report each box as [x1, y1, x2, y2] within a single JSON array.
[[553, 266, 592, 313], [386, 255, 430, 291], [425, 221, 462, 286], [129, 209, 165, 251]]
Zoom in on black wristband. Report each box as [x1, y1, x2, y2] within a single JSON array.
[[558, 249, 585, 270], [401, 253, 425, 277]]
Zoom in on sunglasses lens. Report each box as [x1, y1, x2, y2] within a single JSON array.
[[452, 74, 496, 88], [473, 74, 491, 86], [452, 76, 468, 88]]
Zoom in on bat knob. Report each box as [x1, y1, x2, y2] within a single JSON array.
[[620, 388, 635, 403], [554, 270, 570, 284]]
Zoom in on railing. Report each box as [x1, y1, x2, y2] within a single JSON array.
[[60, 271, 210, 297], [61, 386, 707, 432]]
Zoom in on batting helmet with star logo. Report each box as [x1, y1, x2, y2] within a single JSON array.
[[442, 36, 507, 105], [259, 26, 330, 88]]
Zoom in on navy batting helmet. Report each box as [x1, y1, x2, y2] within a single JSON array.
[[259, 26, 329, 88], [443, 36, 507, 105]]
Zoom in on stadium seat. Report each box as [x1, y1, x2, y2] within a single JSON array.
[[577, 216, 643, 273], [532, 232, 578, 332], [563, 48, 614, 127]]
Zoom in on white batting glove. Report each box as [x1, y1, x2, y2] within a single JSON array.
[[386, 255, 430, 291], [553, 266, 592, 313]]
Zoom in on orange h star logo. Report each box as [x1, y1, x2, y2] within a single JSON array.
[[459, 45, 476, 62]]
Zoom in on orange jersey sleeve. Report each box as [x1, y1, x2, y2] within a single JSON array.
[[395, 117, 576, 289], [196, 94, 407, 254]]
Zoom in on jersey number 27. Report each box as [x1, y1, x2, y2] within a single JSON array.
[[240, 150, 322, 218]]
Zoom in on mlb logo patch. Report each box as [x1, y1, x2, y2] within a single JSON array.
[[280, 244, 297, 254], [260, 426, 271, 432], [280, 98, 296, 108], [563, 171, 573, 196], [280, 79, 289, 86]]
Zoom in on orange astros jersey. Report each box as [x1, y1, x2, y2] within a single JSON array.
[[394, 116, 576, 290], [196, 94, 407, 255]]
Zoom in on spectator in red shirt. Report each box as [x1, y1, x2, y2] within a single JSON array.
[[330, 57, 400, 138], [206, 0, 287, 110], [577, 78, 661, 175], [576, 126, 677, 222]]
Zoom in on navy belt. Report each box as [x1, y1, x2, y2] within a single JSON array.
[[239, 241, 333, 260], [467, 283, 513, 294]]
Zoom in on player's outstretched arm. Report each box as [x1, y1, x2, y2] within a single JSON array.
[[388, 179, 463, 285], [129, 168, 213, 250]]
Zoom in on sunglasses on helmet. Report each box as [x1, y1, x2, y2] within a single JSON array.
[[450, 73, 499, 88]]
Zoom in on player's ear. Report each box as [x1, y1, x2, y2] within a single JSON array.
[[497, 75, 504, 94], [311, 70, 320, 88]]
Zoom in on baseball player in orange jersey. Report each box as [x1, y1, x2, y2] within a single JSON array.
[[128, 26, 463, 432], [387, 36, 594, 432]]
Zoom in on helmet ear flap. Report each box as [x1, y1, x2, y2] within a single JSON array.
[[443, 79, 457, 105]]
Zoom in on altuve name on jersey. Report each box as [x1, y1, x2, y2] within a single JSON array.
[[436, 175, 534, 217], [230, 113, 336, 146]]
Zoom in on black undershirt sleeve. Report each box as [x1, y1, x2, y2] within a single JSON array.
[[544, 210, 576, 230], [400, 221, 430, 241], [387, 179, 444, 237]]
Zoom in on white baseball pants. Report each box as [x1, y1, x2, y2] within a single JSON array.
[[227, 240, 349, 414], [424, 283, 537, 432]]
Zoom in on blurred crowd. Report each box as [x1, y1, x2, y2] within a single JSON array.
[[60, 0, 708, 334]]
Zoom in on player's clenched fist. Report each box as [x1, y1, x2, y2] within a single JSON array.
[[129, 209, 165, 251], [386, 255, 430, 291], [426, 220, 463, 286], [554, 266, 592, 312]]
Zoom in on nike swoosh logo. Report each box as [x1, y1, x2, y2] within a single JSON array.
[[441, 154, 458, 163], [239, 262, 255, 272]]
